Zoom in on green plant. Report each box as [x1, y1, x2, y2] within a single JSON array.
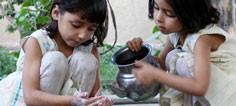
[[0, 47, 18, 80], [0, 44, 120, 82], [0, 0, 52, 37], [146, 26, 164, 56], [0, 0, 117, 85], [0, 0, 163, 92], [99, 44, 129, 92], [0, 0, 54, 81], [99, 44, 123, 87]]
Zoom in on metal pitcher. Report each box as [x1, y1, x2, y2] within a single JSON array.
[[109, 43, 161, 101]]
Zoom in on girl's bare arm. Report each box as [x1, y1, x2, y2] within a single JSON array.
[[22, 37, 73, 105], [89, 45, 101, 97], [134, 34, 223, 96], [154, 35, 215, 96]]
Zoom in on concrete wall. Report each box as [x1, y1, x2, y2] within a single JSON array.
[[105, 0, 156, 44], [0, 0, 157, 50], [0, 18, 20, 50]]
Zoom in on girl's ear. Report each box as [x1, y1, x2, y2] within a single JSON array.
[[51, 5, 60, 20]]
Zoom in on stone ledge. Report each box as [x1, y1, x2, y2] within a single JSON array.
[[103, 92, 160, 105]]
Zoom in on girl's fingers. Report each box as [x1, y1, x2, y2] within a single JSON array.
[[134, 60, 145, 68], [88, 96, 113, 106], [132, 38, 142, 52], [85, 96, 103, 105], [133, 61, 141, 74], [87, 99, 103, 106], [132, 71, 141, 85], [102, 96, 113, 106], [133, 61, 148, 85], [135, 37, 143, 48], [71, 97, 84, 106], [128, 40, 139, 52], [127, 37, 143, 52]]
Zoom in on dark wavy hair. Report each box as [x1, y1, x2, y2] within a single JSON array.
[[44, 0, 107, 47], [148, 0, 220, 33]]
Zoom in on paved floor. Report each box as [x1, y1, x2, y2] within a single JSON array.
[[104, 92, 160, 106], [115, 104, 159, 106]]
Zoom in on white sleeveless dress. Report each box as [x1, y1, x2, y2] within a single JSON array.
[[0, 29, 98, 106], [164, 24, 236, 106]]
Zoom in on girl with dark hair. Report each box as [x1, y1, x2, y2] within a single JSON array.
[[127, 0, 236, 105], [0, 0, 112, 105]]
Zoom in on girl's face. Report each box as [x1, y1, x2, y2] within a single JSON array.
[[153, 0, 184, 35], [52, 5, 98, 47]]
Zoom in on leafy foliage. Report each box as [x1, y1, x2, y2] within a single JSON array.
[[147, 26, 164, 57], [0, 0, 120, 83], [0, 0, 164, 89], [152, 26, 159, 33], [0, 0, 52, 80], [0, 47, 18, 80], [0, 0, 52, 37], [99, 44, 123, 80]]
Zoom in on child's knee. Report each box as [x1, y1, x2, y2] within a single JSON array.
[[71, 51, 98, 73], [70, 51, 98, 91], [176, 57, 192, 77], [40, 51, 69, 94], [42, 51, 67, 62], [165, 49, 183, 70], [40, 51, 68, 76]]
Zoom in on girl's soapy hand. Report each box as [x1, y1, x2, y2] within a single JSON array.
[[71, 92, 103, 106], [100, 96, 113, 106], [95, 88, 113, 106], [132, 60, 158, 86], [127, 37, 143, 52]]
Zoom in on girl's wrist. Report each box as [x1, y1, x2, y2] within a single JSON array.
[[69, 96, 76, 106], [154, 68, 163, 82], [70, 96, 84, 106]]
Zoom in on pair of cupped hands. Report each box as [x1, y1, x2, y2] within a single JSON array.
[[71, 90, 113, 106]]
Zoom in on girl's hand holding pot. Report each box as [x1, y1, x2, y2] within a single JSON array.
[[127, 37, 143, 52], [132, 60, 158, 86]]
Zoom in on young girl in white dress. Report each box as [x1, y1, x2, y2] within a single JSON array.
[[0, 0, 112, 105], [127, 0, 236, 105]]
